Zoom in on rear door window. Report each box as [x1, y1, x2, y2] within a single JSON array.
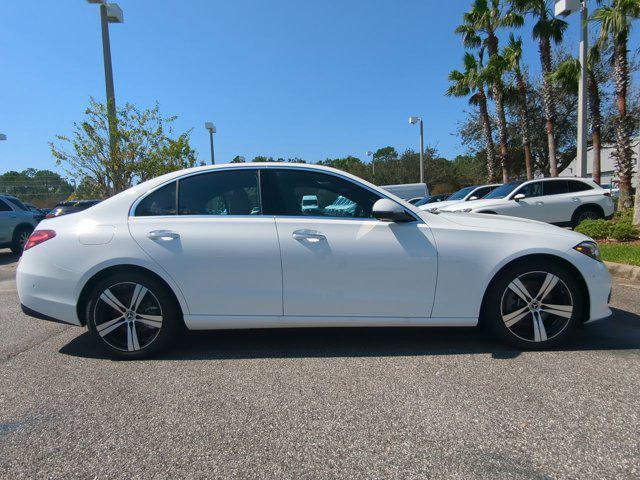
[[567, 180, 593, 193], [543, 181, 568, 196], [135, 181, 177, 216], [0, 199, 12, 212]]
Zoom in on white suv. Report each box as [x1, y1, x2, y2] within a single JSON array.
[[440, 178, 615, 228], [0, 195, 38, 254]]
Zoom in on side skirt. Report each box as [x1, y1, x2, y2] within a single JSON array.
[[184, 315, 478, 330]]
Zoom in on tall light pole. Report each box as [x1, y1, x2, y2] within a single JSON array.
[[409, 116, 425, 184], [366, 150, 375, 177], [556, 0, 588, 178], [205, 122, 216, 164], [87, 1, 123, 157]]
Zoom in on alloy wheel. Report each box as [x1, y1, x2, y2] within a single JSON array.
[[577, 210, 599, 223], [93, 282, 163, 352], [500, 271, 573, 343], [18, 230, 31, 249]]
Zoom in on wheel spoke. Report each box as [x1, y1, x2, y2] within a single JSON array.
[[536, 274, 559, 302], [532, 311, 548, 342], [541, 304, 573, 319], [508, 278, 533, 303], [130, 284, 148, 312], [127, 323, 141, 351], [98, 316, 125, 337], [100, 289, 127, 314], [502, 306, 530, 328], [136, 314, 162, 329]]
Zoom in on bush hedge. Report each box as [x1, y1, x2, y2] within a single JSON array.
[[575, 209, 638, 241]]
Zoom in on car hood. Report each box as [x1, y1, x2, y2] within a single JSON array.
[[439, 198, 506, 211], [418, 199, 465, 211], [432, 211, 588, 240]]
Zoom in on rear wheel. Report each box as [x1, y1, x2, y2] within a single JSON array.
[[86, 272, 181, 359], [483, 259, 585, 349], [571, 206, 603, 229], [11, 226, 34, 255]]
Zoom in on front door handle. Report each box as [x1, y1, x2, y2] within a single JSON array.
[[572, 197, 580, 202], [535, 201, 544, 206], [147, 230, 180, 240], [292, 229, 326, 241]]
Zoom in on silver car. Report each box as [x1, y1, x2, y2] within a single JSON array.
[[0, 195, 38, 254]]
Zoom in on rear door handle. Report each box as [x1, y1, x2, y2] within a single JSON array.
[[292, 229, 326, 241], [147, 230, 180, 240], [535, 201, 544, 206], [572, 197, 580, 202]]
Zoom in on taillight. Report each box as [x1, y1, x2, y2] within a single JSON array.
[[24, 230, 56, 251]]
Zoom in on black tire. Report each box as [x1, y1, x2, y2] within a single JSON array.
[[571, 206, 603, 229], [11, 226, 34, 255], [483, 258, 586, 349], [86, 271, 181, 359]]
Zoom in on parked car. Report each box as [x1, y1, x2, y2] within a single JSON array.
[[441, 178, 615, 228], [46, 200, 101, 219], [24, 202, 46, 222], [419, 184, 501, 212], [18, 164, 611, 359], [0, 194, 39, 254], [414, 193, 451, 206], [301, 195, 319, 213]]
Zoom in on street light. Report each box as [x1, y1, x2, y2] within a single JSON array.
[[366, 150, 375, 176], [205, 122, 217, 165], [86, 1, 123, 158], [0, 134, 6, 141], [409, 116, 425, 184], [556, 0, 588, 179]]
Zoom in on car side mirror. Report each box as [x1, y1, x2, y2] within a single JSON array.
[[468, 196, 478, 201], [513, 193, 526, 201], [372, 199, 414, 222]]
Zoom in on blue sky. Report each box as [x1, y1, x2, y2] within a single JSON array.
[[0, 0, 636, 175]]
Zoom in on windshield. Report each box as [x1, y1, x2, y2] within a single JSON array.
[[484, 181, 523, 199], [447, 186, 476, 201]]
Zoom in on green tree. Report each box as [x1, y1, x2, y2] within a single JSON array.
[[551, 46, 607, 185], [592, 0, 640, 216], [500, 34, 534, 179], [50, 98, 198, 198], [447, 50, 497, 182], [456, 0, 524, 182], [0, 169, 73, 206], [511, 0, 568, 176]]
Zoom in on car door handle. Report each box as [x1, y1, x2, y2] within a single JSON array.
[[292, 229, 326, 241], [572, 197, 580, 202], [535, 201, 544, 206], [147, 230, 180, 240]]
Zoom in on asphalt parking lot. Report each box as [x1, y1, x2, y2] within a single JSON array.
[[0, 249, 639, 479]]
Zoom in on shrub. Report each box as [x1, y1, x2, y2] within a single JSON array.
[[614, 208, 633, 223], [610, 221, 639, 242], [575, 219, 612, 239]]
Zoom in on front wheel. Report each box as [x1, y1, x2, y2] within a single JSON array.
[[483, 259, 586, 349], [86, 272, 181, 359]]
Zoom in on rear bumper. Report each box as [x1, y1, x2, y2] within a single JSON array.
[[20, 303, 77, 326]]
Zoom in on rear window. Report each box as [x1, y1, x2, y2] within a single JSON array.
[[135, 182, 177, 216]]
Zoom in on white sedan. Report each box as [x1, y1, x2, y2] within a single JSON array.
[[17, 164, 612, 358], [418, 184, 501, 212]]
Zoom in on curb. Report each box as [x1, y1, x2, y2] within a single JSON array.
[[605, 261, 640, 282]]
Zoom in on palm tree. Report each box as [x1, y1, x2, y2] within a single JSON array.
[[500, 34, 534, 179], [447, 50, 497, 182], [551, 46, 606, 185], [592, 0, 640, 214], [456, 0, 524, 182], [511, 0, 568, 177]]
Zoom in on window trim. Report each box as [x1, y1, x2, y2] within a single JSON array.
[[129, 166, 422, 223]]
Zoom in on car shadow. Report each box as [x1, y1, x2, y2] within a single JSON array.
[[0, 250, 19, 266], [59, 307, 640, 361]]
